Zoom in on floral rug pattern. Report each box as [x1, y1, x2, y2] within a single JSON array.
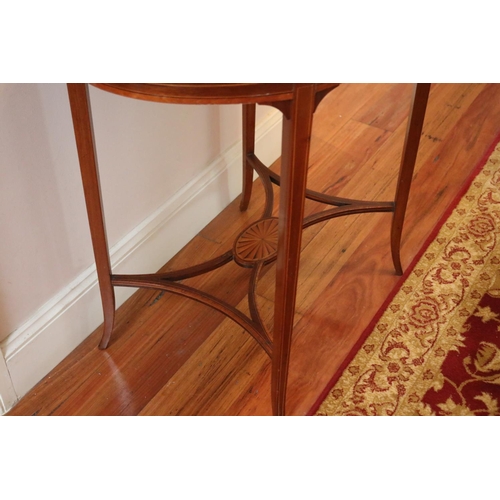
[[315, 142, 500, 416]]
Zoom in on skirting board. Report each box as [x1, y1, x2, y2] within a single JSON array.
[[0, 109, 282, 414], [0, 353, 17, 414]]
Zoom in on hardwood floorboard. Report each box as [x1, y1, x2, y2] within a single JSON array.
[[8, 83, 500, 416]]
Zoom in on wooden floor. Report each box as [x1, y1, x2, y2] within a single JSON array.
[[8, 83, 500, 416]]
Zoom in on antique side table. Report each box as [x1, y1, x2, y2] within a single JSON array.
[[67, 83, 430, 415]]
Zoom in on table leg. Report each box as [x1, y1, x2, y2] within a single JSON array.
[[391, 83, 431, 275], [272, 85, 316, 416], [240, 103, 256, 211], [67, 84, 116, 349]]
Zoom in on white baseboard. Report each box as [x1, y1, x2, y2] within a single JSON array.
[[0, 109, 282, 414], [0, 353, 17, 415]]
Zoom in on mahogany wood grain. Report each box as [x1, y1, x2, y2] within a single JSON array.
[[240, 104, 256, 211], [391, 83, 431, 275], [92, 83, 340, 106], [8, 83, 500, 416], [67, 84, 116, 349], [66, 83, 345, 416], [271, 84, 316, 415]]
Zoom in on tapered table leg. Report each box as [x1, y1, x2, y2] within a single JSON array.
[[272, 85, 316, 416], [391, 83, 431, 275], [240, 104, 256, 211], [67, 84, 116, 349]]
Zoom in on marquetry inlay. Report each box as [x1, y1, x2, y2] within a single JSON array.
[[234, 217, 279, 267]]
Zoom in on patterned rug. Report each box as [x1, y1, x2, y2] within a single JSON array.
[[310, 137, 500, 416]]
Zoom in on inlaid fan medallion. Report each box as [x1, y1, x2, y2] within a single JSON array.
[[234, 217, 279, 267]]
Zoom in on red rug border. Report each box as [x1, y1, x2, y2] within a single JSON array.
[[306, 131, 500, 416]]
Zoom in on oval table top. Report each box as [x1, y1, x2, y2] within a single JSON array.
[[91, 83, 339, 105]]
